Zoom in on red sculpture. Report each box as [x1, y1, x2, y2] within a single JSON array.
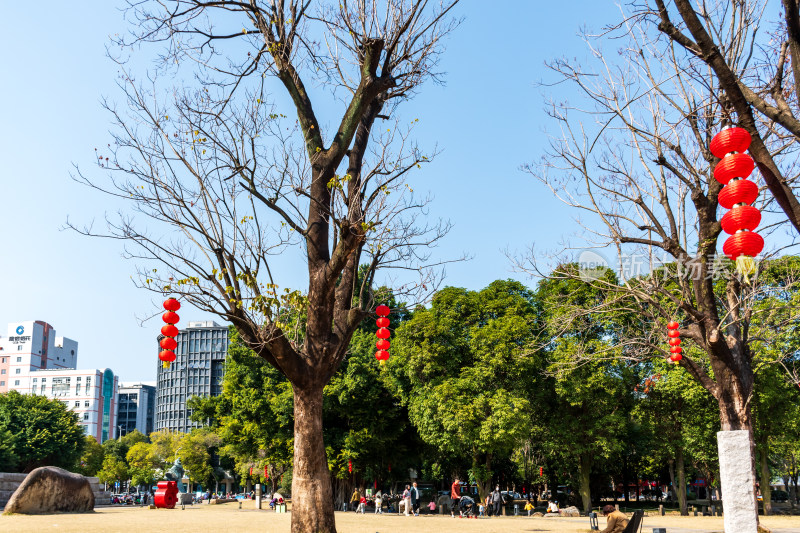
[[154, 480, 178, 509]]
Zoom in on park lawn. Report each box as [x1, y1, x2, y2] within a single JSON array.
[[2, 503, 800, 532]]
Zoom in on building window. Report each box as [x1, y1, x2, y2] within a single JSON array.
[[14, 380, 19, 386], [17, 346, 22, 351], [15, 369, 20, 374], [1, 357, 5, 363], [74, 401, 80, 407], [0, 381, 4, 386], [76, 376, 81, 381], [83, 413, 89, 420], [1, 370, 5, 375], [32, 377, 37, 382], [16, 357, 21, 362], [85, 401, 90, 407]]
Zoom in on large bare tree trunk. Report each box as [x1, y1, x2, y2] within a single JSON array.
[[292, 384, 335, 533]]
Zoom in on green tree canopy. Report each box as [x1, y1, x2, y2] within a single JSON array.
[[390, 280, 544, 497], [0, 391, 86, 473]]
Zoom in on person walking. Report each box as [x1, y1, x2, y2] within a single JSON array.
[[491, 485, 502, 517], [350, 487, 360, 512], [402, 485, 411, 516], [410, 482, 420, 516], [374, 491, 383, 514], [450, 478, 461, 517]]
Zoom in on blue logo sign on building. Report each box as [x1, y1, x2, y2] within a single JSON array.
[[15, 326, 24, 335]]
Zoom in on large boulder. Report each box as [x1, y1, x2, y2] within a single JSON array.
[[561, 505, 581, 517], [2, 467, 94, 515]]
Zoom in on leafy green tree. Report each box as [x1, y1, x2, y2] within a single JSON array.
[[178, 428, 221, 491], [0, 427, 19, 472], [127, 441, 158, 489], [390, 280, 543, 498], [76, 435, 105, 477], [0, 391, 85, 472], [537, 268, 635, 513], [97, 455, 129, 487]]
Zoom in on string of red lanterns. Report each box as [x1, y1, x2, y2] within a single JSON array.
[[710, 127, 764, 282], [667, 321, 682, 363], [159, 298, 181, 369], [348, 458, 353, 474], [374, 304, 391, 364]]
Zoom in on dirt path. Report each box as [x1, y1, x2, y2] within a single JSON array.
[[2, 504, 800, 532]]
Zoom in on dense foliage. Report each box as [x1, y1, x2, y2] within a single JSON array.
[[0, 390, 86, 473]]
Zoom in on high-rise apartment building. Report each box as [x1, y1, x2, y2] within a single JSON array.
[[117, 382, 156, 436], [155, 321, 228, 432], [0, 321, 118, 442]]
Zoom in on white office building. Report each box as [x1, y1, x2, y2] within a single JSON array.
[[0, 321, 118, 442]]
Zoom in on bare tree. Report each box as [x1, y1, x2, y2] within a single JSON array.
[[72, 2, 461, 531], [646, 0, 800, 233], [524, 4, 799, 528]]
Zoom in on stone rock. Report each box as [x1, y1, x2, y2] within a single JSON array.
[[178, 493, 193, 505], [561, 505, 580, 517], [531, 511, 544, 517], [3, 467, 94, 515]]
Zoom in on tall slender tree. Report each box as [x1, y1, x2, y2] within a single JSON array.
[[74, 2, 461, 531]]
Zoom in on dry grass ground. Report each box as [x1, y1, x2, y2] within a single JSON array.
[[2, 502, 800, 532]]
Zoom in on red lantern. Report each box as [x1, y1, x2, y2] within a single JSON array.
[[375, 350, 390, 361], [159, 350, 176, 362], [713, 153, 754, 185], [723, 231, 764, 261], [375, 304, 390, 317], [161, 324, 179, 337], [264, 466, 268, 479], [163, 298, 181, 312], [718, 179, 758, 210], [667, 321, 679, 330], [668, 338, 681, 346], [348, 459, 353, 474], [668, 329, 680, 338], [376, 327, 391, 339], [162, 311, 180, 324], [160, 337, 177, 350], [376, 317, 390, 328], [670, 346, 683, 354], [670, 353, 683, 362], [539, 467, 544, 477], [376, 339, 390, 350], [720, 205, 761, 235], [710, 127, 751, 158]]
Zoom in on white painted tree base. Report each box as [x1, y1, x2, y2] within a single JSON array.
[[718, 430, 758, 533]]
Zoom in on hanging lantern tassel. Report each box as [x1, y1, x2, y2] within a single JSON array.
[[159, 298, 181, 369], [710, 127, 764, 283], [667, 321, 682, 363], [375, 305, 391, 365]]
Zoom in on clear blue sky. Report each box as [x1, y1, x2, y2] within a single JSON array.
[[0, 2, 716, 382]]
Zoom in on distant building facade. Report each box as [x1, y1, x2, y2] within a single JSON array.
[[0, 321, 78, 391], [0, 321, 119, 442], [155, 321, 229, 432], [117, 382, 156, 437]]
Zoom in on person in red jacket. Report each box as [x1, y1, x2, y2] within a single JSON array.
[[450, 478, 461, 517]]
